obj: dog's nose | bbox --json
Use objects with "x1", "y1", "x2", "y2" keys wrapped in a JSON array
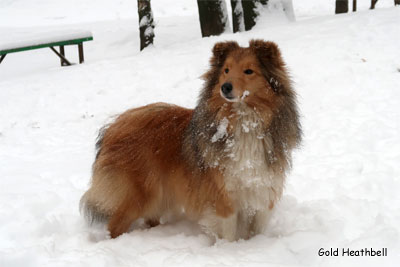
[{"x1": 221, "y1": 83, "x2": 233, "y2": 95}]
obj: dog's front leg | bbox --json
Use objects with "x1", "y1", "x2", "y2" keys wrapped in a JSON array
[
  {"x1": 218, "y1": 212, "x2": 238, "y2": 241},
  {"x1": 215, "y1": 190, "x2": 239, "y2": 241},
  {"x1": 198, "y1": 208, "x2": 238, "y2": 242},
  {"x1": 198, "y1": 192, "x2": 238, "y2": 241},
  {"x1": 215, "y1": 190, "x2": 234, "y2": 218},
  {"x1": 250, "y1": 208, "x2": 274, "y2": 237}
]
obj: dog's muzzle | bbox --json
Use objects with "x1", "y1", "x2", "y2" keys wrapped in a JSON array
[{"x1": 221, "y1": 82, "x2": 236, "y2": 101}]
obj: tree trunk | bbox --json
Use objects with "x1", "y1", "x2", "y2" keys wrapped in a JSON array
[
  {"x1": 282, "y1": 0, "x2": 296, "y2": 21},
  {"x1": 137, "y1": 0, "x2": 155, "y2": 51},
  {"x1": 242, "y1": 0, "x2": 268, "y2": 31},
  {"x1": 231, "y1": 0, "x2": 245, "y2": 33},
  {"x1": 370, "y1": 0, "x2": 378, "y2": 9},
  {"x1": 353, "y1": 0, "x2": 357, "y2": 11},
  {"x1": 242, "y1": 0, "x2": 257, "y2": 31},
  {"x1": 335, "y1": 0, "x2": 348, "y2": 14},
  {"x1": 197, "y1": 0, "x2": 229, "y2": 37},
  {"x1": 394, "y1": 0, "x2": 399, "y2": 5}
]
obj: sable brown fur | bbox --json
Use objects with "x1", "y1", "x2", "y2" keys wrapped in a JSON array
[{"x1": 80, "y1": 40, "x2": 302, "y2": 240}]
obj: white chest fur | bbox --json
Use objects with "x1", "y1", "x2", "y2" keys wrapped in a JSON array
[{"x1": 222, "y1": 105, "x2": 284, "y2": 213}]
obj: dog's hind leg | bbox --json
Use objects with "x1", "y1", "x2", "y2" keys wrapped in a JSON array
[
  {"x1": 107, "y1": 194, "x2": 141, "y2": 238},
  {"x1": 107, "y1": 178, "x2": 162, "y2": 238}
]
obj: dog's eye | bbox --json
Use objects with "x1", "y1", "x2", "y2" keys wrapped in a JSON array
[
  {"x1": 244, "y1": 69, "x2": 253, "y2": 75},
  {"x1": 224, "y1": 68, "x2": 229, "y2": 74}
]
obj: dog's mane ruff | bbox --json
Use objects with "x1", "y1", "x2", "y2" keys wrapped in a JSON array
[
  {"x1": 183, "y1": 41, "x2": 240, "y2": 171},
  {"x1": 250, "y1": 40, "x2": 302, "y2": 172}
]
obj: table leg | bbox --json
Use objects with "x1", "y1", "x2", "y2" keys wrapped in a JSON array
[
  {"x1": 78, "y1": 43, "x2": 84, "y2": 64},
  {"x1": 0, "y1": 54, "x2": 6, "y2": 64},
  {"x1": 60, "y1": 46, "x2": 66, "y2": 66},
  {"x1": 50, "y1": 47, "x2": 71, "y2": 66}
]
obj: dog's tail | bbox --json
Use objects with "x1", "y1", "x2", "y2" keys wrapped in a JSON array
[
  {"x1": 80, "y1": 124, "x2": 112, "y2": 225},
  {"x1": 79, "y1": 191, "x2": 110, "y2": 225}
]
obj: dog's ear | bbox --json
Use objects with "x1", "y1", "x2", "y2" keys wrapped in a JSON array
[
  {"x1": 211, "y1": 41, "x2": 239, "y2": 66},
  {"x1": 250, "y1": 40, "x2": 288, "y2": 93},
  {"x1": 249, "y1": 40, "x2": 284, "y2": 69}
]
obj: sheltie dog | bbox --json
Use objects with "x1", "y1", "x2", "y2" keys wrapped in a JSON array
[{"x1": 80, "y1": 40, "x2": 302, "y2": 241}]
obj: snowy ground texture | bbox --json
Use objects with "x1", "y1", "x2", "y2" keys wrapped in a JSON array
[{"x1": 1, "y1": 1, "x2": 400, "y2": 266}]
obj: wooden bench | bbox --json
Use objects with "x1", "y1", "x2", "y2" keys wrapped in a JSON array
[{"x1": 0, "y1": 31, "x2": 93, "y2": 66}]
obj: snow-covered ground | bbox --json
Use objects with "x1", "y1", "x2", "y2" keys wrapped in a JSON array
[{"x1": 1, "y1": 1, "x2": 400, "y2": 266}]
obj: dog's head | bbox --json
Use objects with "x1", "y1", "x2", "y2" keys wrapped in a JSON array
[
  {"x1": 198, "y1": 39, "x2": 301, "y2": 152},
  {"x1": 201, "y1": 40, "x2": 295, "y2": 115}
]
